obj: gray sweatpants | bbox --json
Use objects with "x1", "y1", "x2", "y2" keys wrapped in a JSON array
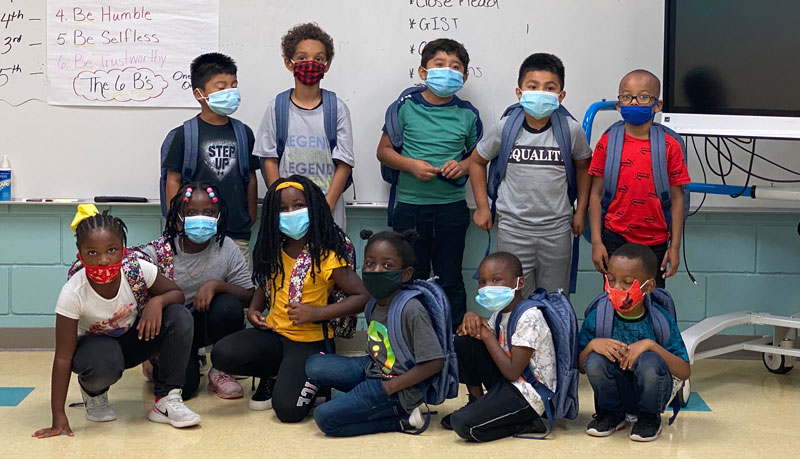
[{"x1": 496, "y1": 226, "x2": 573, "y2": 298}]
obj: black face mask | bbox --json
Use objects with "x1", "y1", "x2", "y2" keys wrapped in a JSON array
[{"x1": 361, "y1": 270, "x2": 405, "y2": 300}]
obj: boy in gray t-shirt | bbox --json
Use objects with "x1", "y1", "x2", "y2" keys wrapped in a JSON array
[{"x1": 469, "y1": 53, "x2": 592, "y2": 296}]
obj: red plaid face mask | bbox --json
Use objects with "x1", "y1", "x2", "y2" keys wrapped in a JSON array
[
  {"x1": 78, "y1": 248, "x2": 125, "y2": 284},
  {"x1": 292, "y1": 60, "x2": 326, "y2": 86}
]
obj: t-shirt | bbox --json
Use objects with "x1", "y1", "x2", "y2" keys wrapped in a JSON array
[
  {"x1": 488, "y1": 307, "x2": 557, "y2": 415},
  {"x1": 55, "y1": 259, "x2": 159, "y2": 337},
  {"x1": 383, "y1": 92, "x2": 482, "y2": 205},
  {"x1": 477, "y1": 116, "x2": 592, "y2": 235},
  {"x1": 141, "y1": 236, "x2": 253, "y2": 306},
  {"x1": 589, "y1": 132, "x2": 691, "y2": 245},
  {"x1": 252, "y1": 95, "x2": 354, "y2": 229},
  {"x1": 266, "y1": 250, "x2": 348, "y2": 342},
  {"x1": 162, "y1": 116, "x2": 259, "y2": 241},
  {"x1": 365, "y1": 298, "x2": 444, "y2": 413}
]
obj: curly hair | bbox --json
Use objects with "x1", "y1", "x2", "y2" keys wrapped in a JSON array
[
  {"x1": 281, "y1": 23, "x2": 335, "y2": 61},
  {"x1": 164, "y1": 181, "x2": 228, "y2": 249}
]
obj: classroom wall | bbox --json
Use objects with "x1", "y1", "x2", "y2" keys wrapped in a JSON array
[{"x1": 2, "y1": 204, "x2": 800, "y2": 338}]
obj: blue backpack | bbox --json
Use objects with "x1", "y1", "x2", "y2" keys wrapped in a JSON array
[
  {"x1": 364, "y1": 279, "x2": 459, "y2": 433},
  {"x1": 159, "y1": 116, "x2": 250, "y2": 217},
  {"x1": 484, "y1": 104, "x2": 581, "y2": 293},
  {"x1": 500, "y1": 288, "x2": 579, "y2": 438},
  {"x1": 381, "y1": 85, "x2": 481, "y2": 226},
  {"x1": 600, "y1": 121, "x2": 690, "y2": 229}
]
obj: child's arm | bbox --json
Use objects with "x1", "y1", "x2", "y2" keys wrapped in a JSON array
[
  {"x1": 194, "y1": 280, "x2": 254, "y2": 312},
  {"x1": 286, "y1": 266, "x2": 369, "y2": 325},
  {"x1": 662, "y1": 185, "x2": 685, "y2": 279},
  {"x1": 621, "y1": 339, "x2": 691, "y2": 381},
  {"x1": 247, "y1": 171, "x2": 258, "y2": 225},
  {"x1": 468, "y1": 149, "x2": 493, "y2": 231},
  {"x1": 441, "y1": 156, "x2": 470, "y2": 180},
  {"x1": 262, "y1": 158, "x2": 280, "y2": 187},
  {"x1": 137, "y1": 274, "x2": 184, "y2": 341},
  {"x1": 32, "y1": 315, "x2": 78, "y2": 439},
  {"x1": 165, "y1": 171, "x2": 182, "y2": 211},
  {"x1": 573, "y1": 158, "x2": 592, "y2": 237},
  {"x1": 382, "y1": 358, "x2": 445, "y2": 396},
  {"x1": 588, "y1": 175, "x2": 608, "y2": 274},
  {"x1": 479, "y1": 327, "x2": 534, "y2": 382},
  {"x1": 325, "y1": 160, "x2": 353, "y2": 212},
  {"x1": 376, "y1": 133, "x2": 440, "y2": 181},
  {"x1": 247, "y1": 286, "x2": 271, "y2": 330}
]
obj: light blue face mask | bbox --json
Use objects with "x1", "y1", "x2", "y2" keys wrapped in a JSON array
[
  {"x1": 424, "y1": 68, "x2": 464, "y2": 97},
  {"x1": 475, "y1": 278, "x2": 520, "y2": 313},
  {"x1": 202, "y1": 87, "x2": 241, "y2": 116},
  {"x1": 519, "y1": 90, "x2": 560, "y2": 119},
  {"x1": 183, "y1": 215, "x2": 218, "y2": 244},
  {"x1": 279, "y1": 208, "x2": 310, "y2": 240}
]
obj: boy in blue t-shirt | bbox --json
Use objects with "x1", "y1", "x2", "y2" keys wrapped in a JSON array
[
  {"x1": 376, "y1": 38, "x2": 482, "y2": 330},
  {"x1": 578, "y1": 243, "x2": 690, "y2": 442}
]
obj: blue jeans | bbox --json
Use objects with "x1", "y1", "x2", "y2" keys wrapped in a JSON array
[
  {"x1": 306, "y1": 354, "x2": 406, "y2": 437},
  {"x1": 584, "y1": 351, "x2": 673, "y2": 415}
]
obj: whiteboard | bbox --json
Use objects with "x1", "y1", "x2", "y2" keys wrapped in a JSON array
[{"x1": 2, "y1": 0, "x2": 798, "y2": 211}]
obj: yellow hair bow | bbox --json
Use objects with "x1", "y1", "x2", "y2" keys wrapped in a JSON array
[{"x1": 70, "y1": 204, "x2": 100, "y2": 231}]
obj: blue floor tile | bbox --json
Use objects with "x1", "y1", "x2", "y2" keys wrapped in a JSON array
[
  {"x1": 0, "y1": 387, "x2": 34, "y2": 407},
  {"x1": 682, "y1": 392, "x2": 711, "y2": 412}
]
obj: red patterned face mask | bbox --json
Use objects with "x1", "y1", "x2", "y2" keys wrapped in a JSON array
[
  {"x1": 604, "y1": 275, "x2": 650, "y2": 313},
  {"x1": 292, "y1": 60, "x2": 326, "y2": 86},
  {"x1": 78, "y1": 248, "x2": 125, "y2": 284}
]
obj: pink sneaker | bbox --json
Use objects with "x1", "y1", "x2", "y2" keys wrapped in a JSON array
[{"x1": 207, "y1": 369, "x2": 244, "y2": 399}]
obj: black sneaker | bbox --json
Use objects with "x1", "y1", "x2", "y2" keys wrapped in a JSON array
[
  {"x1": 441, "y1": 394, "x2": 477, "y2": 430},
  {"x1": 249, "y1": 377, "x2": 276, "y2": 411},
  {"x1": 629, "y1": 413, "x2": 662, "y2": 442},
  {"x1": 516, "y1": 415, "x2": 547, "y2": 435},
  {"x1": 586, "y1": 411, "x2": 626, "y2": 437}
]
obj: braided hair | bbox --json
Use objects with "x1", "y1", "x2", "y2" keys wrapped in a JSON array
[
  {"x1": 360, "y1": 229, "x2": 418, "y2": 269},
  {"x1": 75, "y1": 210, "x2": 128, "y2": 250},
  {"x1": 164, "y1": 182, "x2": 228, "y2": 249},
  {"x1": 252, "y1": 175, "x2": 349, "y2": 288}
]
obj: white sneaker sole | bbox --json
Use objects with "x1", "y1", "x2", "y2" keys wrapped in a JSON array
[
  {"x1": 248, "y1": 398, "x2": 272, "y2": 411},
  {"x1": 148, "y1": 409, "x2": 201, "y2": 428},
  {"x1": 85, "y1": 412, "x2": 116, "y2": 422},
  {"x1": 630, "y1": 426, "x2": 662, "y2": 442},
  {"x1": 586, "y1": 420, "x2": 626, "y2": 437}
]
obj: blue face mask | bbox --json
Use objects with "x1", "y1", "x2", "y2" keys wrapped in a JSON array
[
  {"x1": 183, "y1": 215, "x2": 218, "y2": 244},
  {"x1": 201, "y1": 88, "x2": 241, "y2": 116},
  {"x1": 519, "y1": 91, "x2": 560, "y2": 119},
  {"x1": 475, "y1": 278, "x2": 520, "y2": 313},
  {"x1": 424, "y1": 68, "x2": 464, "y2": 97},
  {"x1": 620, "y1": 100, "x2": 657, "y2": 126},
  {"x1": 279, "y1": 208, "x2": 310, "y2": 240}
]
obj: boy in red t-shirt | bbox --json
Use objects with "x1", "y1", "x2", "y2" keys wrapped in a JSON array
[{"x1": 588, "y1": 70, "x2": 690, "y2": 287}]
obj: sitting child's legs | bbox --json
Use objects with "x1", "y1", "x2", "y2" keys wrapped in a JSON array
[
  {"x1": 450, "y1": 380, "x2": 542, "y2": 442},
  {"x1": 632, "y1": 351, "x2": 672, "y2": 415},
  {"x1": 313, "y1": 377, "x2": 406, "y2": 437},
  {"x1": 71, "y1": 334, "x2": 126, "y2": 396},
  {"x1": 454, "y1": 335, "x2": 504, "y2": 394},
  {"x1": 270, "y1": 337, "x2": 327, "y2": 423},
  {"x1": 305, "y1": 354, "x2": 370, "y2": 392},
  {"x1": 583, "y1": 352, "x2": 632, "y2": 415}
]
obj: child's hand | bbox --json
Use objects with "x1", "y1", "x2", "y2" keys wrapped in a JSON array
[
  {"x1": 572, "y1": 212, "x2": 587, "y2": 237},
  {"x1": 287, "y1": 302, "x2": 317, "y2": 325},
  {"x1": 590, "y1": 338, "x2": 628, "y2": 363},
  {"x1": 32, "y1": 413, "x2": 73, "y2": 439},
  {"x1": 441, "y1": 160, "x2": 467, "y2": 179},
  {"x1": 194, "y1": 280, "x2": 219, "y2": 312},
  {"x1": 661, "y1": 246, "x2": 680, "y2": 279},
  {"x1": 462, "y1": 312, "x2": 491, "y2": 339},
  {"x1": 619, "y1": 339, "x2": 654, "y2": 370},
  {"x1": 247, "y1": 307, "x2": 271, "y2": 330},
  {"x1": 410, "y1": 159, "x2": 441, "y2": 182},
  {"x1": 137, "y1": 302, "x2": 163, "y2": 341},
  {"x1": 473, "y1": 207, "x2": 493, "y2": 231},
  {"x1": 591, "y1": 242, "x2": 609, "y2": 275}
]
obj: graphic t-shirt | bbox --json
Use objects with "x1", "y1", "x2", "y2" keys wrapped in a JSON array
[
  {"x1": 365, "y1": 298, "x2": 444, "y2": 413},
  {"x1": 589, "y1": 132, "x2": 690, "y2": 245},
  {"x1": 477, "y1": 116, "x2": 592, "y2": 235},
  {"x1": 252, "y1": 95, "x2": 354, "y2": 229},
  {"x1": 163, "y1": 116, "x2": 259, "y2": 241},
  {"x1": 55, "y1": 259, "x2": 159, "y2": 337}
]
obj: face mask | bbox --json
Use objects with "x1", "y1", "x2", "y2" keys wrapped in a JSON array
[
  {"x1": 198, "y1": 88, "x2": 241, "y2": 116},
  {"x1": 519, "y1": 91, "x2": 560, "y2": 119},
  {"x1": 78, "y1": 248, "x2": 126, "y2": 284},
  {"x1": 279, "y1": 208, "x2": 310, "y2": 240},
  {"x1": 475, "y1": 278, "x2": 520, "y2": 313},
  {"x1": 362, "y1": 270, "x2": 405, "y2": 300},
  {"x1": 183, "y1": 215, "x2": 218, "y2": 244},
  {"x1": 424, "y1": 67, "x2": 464, "y2": 97},
  {"x1": 605, "y1": 275, "x2": 651, "y2": 314},
  {"x1": 619, "y1": 100, "x2": 657, "y2": 126},
  {"x1": 292, "y1": 60, "x2": 326, "y2": 86}
]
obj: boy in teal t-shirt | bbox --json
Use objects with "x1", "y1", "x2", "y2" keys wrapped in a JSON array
[{"x1": 377, "y1": 38, "x2": 482, "y2": 329}]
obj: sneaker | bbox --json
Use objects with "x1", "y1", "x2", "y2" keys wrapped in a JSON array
[
  {"x1": 399, "y1": 407, "x2": 425, "y2": 431},
  {"x1": 625, "y1": 413, "x2": 638, "y2": 424},
  {"x1": 586, "y1": 411, "x2": 626, "y2": 437},
  {"x1": 249, "y1": 377, "x2": 276, "y2": 411},
  {"x1": 207, "y1": 369, "x2": 244, "y2": 399},
  {"x1": 516, "y1": 416, "x2": 547, "y2": 435},
  {"x1": 148, "y1": 389, "x2": 202, "y2": 428},
  {"x1": 629, "y1": 413, "x2": 662, "y2": 442},
  {"x1": 80, "y1": 388, "x2": 116, "y2": 422},
  {"x1": 441, "y1": 394, "x2": 478, "y2": 430}
]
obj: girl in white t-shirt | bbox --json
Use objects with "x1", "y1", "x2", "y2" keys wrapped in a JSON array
[{"x1": 33, "y1": 206, "x2": 200, "y2": 439}]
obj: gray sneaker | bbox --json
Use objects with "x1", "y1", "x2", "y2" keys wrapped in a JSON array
[{"x1": 80, "y1": 388, "x2": 116, "y2": 422}]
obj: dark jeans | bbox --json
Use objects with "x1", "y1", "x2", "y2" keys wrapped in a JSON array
[
  {"x1": 393, "y1": 200, "x2": 469, "y2": 329},
  {"x1": 449, "y1": 335, "x2": 542, "y2": 442},
  {"x1": 71, "y1": 304, "x2": 192, "y2": 398},
  {"x1": 306, "y1": 354, "x2": 406, "y2": 437},
  {"x1": 583, "y1": 351, "x2": 673, "y2": 415},
  {"x1": 602, "y1": 228, "x2": 668, "y2": 288},
  {"x1": 211, "y1": 328, "x2": 329, "y2": 423}
]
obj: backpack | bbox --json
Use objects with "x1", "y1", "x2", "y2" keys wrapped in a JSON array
[
  {"x1": 381, "y1": 85, "x2": 481, "y2": 226},
  {"x1": 159, "y1": 117, "x2": 251, "y2": 217},
  {"x1": 484, "y1": 104, "x2": 581, "y2": 293},
  {"x1": 499, "y1": 288, "x2": 579, "y2": 438},
  {"x1": 364, "y1": 279, "x2": 459, "y2": 433},
  {"x1": 274, "y1": 88, "x2": 353, "y2": 193},
  {"x1": 600, "y1": 121, "x2": 690, "y2": 230}
]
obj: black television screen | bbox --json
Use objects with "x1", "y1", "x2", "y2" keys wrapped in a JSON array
[{"x1": 664, "y1": 0, "x2": 800, "y2": 117}]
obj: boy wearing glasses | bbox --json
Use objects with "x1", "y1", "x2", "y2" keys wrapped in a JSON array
[{"x1": 588, "y1": 70, "x2": 690, "y2": 287}]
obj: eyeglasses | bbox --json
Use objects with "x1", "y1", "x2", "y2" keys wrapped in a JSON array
[{"x1": 618, "y1": 94, "x2": 659, "y2": 105}]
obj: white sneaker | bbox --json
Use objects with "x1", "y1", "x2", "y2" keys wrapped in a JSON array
[
  {"x1": 148, "y1": 389, "x2": 201, "y2": 428},
  {"x1": 80, "y1": 388, "x2": 116, "y2": 422},
  {"x1": 407, "y1": 407, "x2": 425, "y2": 429}
]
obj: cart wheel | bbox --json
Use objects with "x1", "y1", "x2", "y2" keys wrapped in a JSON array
[
  {"x1": 677, "y1": 379, "x2": 691, "y2": 407},
  {"x1": 763, "y1": 352, "x2": 793, "y2": 374}
]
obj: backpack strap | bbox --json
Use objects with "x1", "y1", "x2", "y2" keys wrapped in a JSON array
[
  {"x1": 229, "y1": 117, "x2": 251, "y2": 188},
  {"x1": 644, "y1": 294, "x2": 672, "y2": 347},
  {"x1": 600, "y1": 121, "x2": 626, "y2": 222},
  {"x1": 649, "y1": 123, "x2": 672, "y2": 228},
  {"x1": 386, "y1": 288, "x2": 422, "y2": 370},
  {"x1": 121, "y1": 254, "x2": 150, "y2": 312},
  {"x1": 274, "y1": 89, "x2": 293, "y2": 160},
  {"x1": 182, "y1": 117, "x2": 199, "y2": 182},
  {"x1": 593, "y1": 294, "x2": 616, "y2": 339},
  {"x1": 159, "y1": 127, "x2": 180, "y2": 217},
  {"x1": 321, "y1": 89, "x2": 338, "y2": 152}
]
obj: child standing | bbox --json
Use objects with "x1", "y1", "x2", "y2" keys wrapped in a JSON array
[
  {"x1": 470, "y1": 53, "x2": 592, "y2": 296},
  {"x1": 306, "y1": 230, "x2": 445, "y2": 436},
  {"x1": 253, "y1": 23, "x2": 354, "y2": 229},
  {"x1": 376, "y1": 38, "x2": 482, "y2": 329},
  {"x1": 33, "y1": 206, "x2": 199, "y2": 439},
  {"x1": 443, "y1": 252, "x2": 555, "y2": 442},
  {"x1": 211, "y1": 176, "x2": 368, "y2": 423}
]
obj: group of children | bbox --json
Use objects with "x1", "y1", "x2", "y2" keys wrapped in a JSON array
[{"x1": 33, "y1": 22, "x2": 692, "y2": 444}]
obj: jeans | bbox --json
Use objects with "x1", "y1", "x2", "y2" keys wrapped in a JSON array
[
  {"x1": 583, "y1": 351, "x2": 673, "y2": 415},
  {"x1": 393, "y1": 200, "x2": 469, "y2": 329},
  {"x1": 602, "y1": 228, "x2": 668, "y2": 288},
  {"x1": 306, "y1": 354, "x2": 406, "y2": 437}
]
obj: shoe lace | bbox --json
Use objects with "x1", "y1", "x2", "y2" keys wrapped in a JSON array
[
  {"x1": 215, "y1": 372, "x2": 235, "y2": 384},
  {"x1": 256, "y1": 377, "x2": 275, "y2": 396},
  {"x1": 164, "y1": 393, "x2": 192, "y2": 414},
  {"x1": 87, "y1": 392, "x2": 109, "y2": 410}
]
